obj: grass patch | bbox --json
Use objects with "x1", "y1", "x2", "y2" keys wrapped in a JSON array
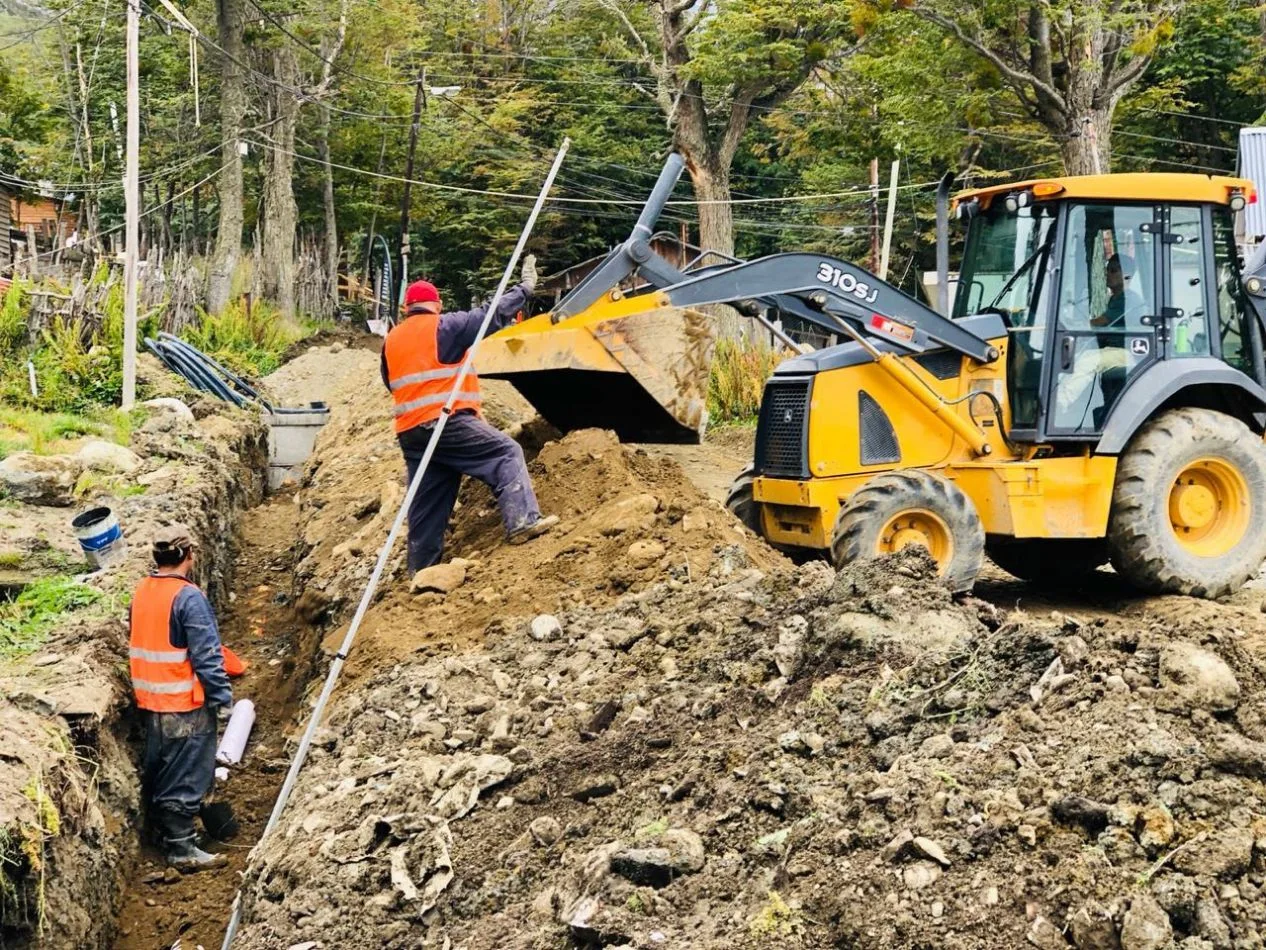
[
  {"x1": 0, "y1": 406, "x2": 139, "y2": 458},
  {"x1": 708, "y1": 338, "x2": 794, "y2": 427},
  {"x1": 0, "y1": 576, "x2": 103, "y2": 656}
]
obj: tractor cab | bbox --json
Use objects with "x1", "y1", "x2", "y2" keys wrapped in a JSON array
[{"x1": 953, "y1": 175, "x2": 1266, "y2": 445}]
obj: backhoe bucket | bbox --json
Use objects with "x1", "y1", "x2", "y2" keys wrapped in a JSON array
[{"x1": 477, "y1": 301, "x2": 715, "y2": 443}]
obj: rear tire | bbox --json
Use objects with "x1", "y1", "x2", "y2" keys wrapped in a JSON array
[
  {"x1": 831, "y1": 470, "x2": 985, "y2": 593},
  {"x1": 1107, "y1": 407, "x2": 1266, "y2": 598},
  {"x1": 725, "y1": 467, "x2": 764, "y2": 536},
  {"x1": 987, "y1": 538, "x2": 1109, "y2": 586}
]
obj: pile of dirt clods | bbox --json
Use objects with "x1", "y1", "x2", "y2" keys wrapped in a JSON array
[{"x1": 232, "y1": 541, "x2": 1266, "y2": 949}]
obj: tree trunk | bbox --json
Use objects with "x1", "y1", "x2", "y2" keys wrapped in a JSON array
[
  {"x1": 208, "y1": 0, "x2": 246, "y2": 313},
  {"x1": 1058, "y1": 107, "x2": 1113, "y2": 176},
  {"x1": 261, "y1": 45, "x2": 300, "y2": 319},
  {"x1": 318, "y1": 106, "x2": 339, "y2": 315},
  {"x1": 161, "y1": 180, "x2": 175, "y2": 258},
  {"x1": 684, "y1": 158, "x2": 734, "y2": 259},
  {"x1": 191, "y1": 182, "x2": 201, "y2": 257}
]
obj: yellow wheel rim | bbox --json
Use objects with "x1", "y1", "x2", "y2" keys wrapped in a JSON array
[
  {"x1": 1169, "y1": 457, "x2": 1250, "y2": 557},
  {"x1": 875, "y1": 508, "x2": 953, "y2": 573}
]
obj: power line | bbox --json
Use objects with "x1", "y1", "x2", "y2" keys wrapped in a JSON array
[
  {"x1": 22, "y1": 156, "x2": 230, "y2": 265},
  {"x1": 1115, "y1": 127, "x2": 1238, "y2": 154},
  {"x1": 0, "y1": 0, "x2": 92, "y2": 49}
]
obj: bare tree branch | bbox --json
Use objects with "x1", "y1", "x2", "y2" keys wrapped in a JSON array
[{"x1": 913, "y1": 7, "x2": 1067, "y2": 114}]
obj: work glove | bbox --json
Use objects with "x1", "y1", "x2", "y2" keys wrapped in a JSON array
[{"x1": 521, "y1": 254, "x2": 538, "y2": 294}]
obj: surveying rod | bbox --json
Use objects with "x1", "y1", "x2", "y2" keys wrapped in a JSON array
[{"x1": 220, "y1": 138, "x2": 570, "y2": 948}]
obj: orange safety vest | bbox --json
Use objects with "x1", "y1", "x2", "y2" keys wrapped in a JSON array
[
  {"x1": 383, "y1": 312, "x2": 482, "y2": 434},
  {"x1": 129, "y1": 575, "x2": 206, "y2": 713}
]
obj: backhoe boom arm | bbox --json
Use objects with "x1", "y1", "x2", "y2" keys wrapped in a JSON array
[{"x1": 661, "y1": 253, "x2": 998, "y2": 364}]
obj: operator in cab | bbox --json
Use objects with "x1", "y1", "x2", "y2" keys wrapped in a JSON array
[
  {"x1": 381, "y1": 255, "x2": 558, "y2": 572},
  {"x1": 1091, "y1": 253, "x2": 1148, "y2": 333},
  {"x1": 129, "y1": 525, "x2": 230, "y2": 872}
]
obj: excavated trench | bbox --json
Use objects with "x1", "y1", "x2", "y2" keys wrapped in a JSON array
[{"x1": 109, "y1": 492, "x2": 324, "y2": 949}]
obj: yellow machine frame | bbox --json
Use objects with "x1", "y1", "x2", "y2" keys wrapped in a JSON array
[{"x1": 750, "y1": 172, "x2": 1254, "y2": 557}]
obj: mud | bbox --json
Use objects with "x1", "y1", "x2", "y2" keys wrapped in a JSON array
[
  {"x1": 15, "y1": 334, "x2": 1266, "y2": 950},
  {"x1": 288, "y1": 367, "x2": 780, "y2": 690}
]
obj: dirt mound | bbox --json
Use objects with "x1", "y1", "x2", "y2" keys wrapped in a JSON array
[
  {"x1": 261, "y1": 341, "x2": 381, "y2": 407},
  {"x1": 288, "y1": 368, "x2": 781, "y2": 686},
  {"x1": 229, "y1": 538, "x2": 1266, "y2": 949}
]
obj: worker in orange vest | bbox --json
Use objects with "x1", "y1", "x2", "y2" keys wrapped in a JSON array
[
  {"x1": 382, "y1": 255, "x2": 557, "y2": 571},
  {"x1": 129, "y1": 525, "x2": 231, "y2": 872}
]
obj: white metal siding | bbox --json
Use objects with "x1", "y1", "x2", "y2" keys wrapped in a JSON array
[{"x1": 1237, "y1": 127, "x2": 1266, "y2": 240}]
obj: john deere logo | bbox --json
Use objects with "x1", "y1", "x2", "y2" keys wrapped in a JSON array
[{"x1": 783, "y1": 408, "x2": 794, "y2": 424}]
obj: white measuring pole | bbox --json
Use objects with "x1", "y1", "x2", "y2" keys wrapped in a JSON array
[
  {"x1": 220, "y1": 137, "x2": 571, "y2": 949},
  {"x1": 121, "y1": 0, "x2": 140, "y2": 410},
  {"x1": 878, "y1": 157, "x2": 900, "y2": 283}
]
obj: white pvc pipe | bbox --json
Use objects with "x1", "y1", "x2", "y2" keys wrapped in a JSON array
[
  {"x1": 220, "y1": 138, "x2": 572, "y2": 949},
  {"x1": 216, "y1": 700, "x2": 256, "y2": 766}
]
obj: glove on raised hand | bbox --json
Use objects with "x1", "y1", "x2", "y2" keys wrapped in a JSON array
[{"x1": 521, "y1": 254, "x2": 538, "y2": 293}]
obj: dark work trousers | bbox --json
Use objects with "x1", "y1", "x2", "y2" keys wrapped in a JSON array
[
  {"x1": 400, "y1": 410, "x2": 541, "y2": 571},
  {"x1": 142, "y1": 705, "x2": 217, "y2": 821}
]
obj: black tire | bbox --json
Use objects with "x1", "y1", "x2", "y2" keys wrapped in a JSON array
[
  {"x1": 725, "y1": 467, "x2": 764, "y2": 536},
  {"x1": 831, "y1": 470, "x2": 985, "y2": 592},
  {"x1": 1107, "y1": 407, "x2": 1266, "y2": 598},
  {"x1": 987, "y1": 538, "x2": 1110, "y2": 586}
]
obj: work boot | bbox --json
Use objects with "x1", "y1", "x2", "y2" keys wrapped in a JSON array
[
  {"x1": 507, "y1": 514, "x2": 559, "y2": 545},
  {"x1": 164, "y1": 833, "x2": 228, "y2": 872},
  {"x1": 160, "y1": 811, "x2": 227, "y2": 872}
]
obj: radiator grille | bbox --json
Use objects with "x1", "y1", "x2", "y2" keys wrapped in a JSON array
[
  {"x1": 915, "y1": 349, "x2": 962, "y2": 380},
  {"x1": 756, "y1": 379, "x2": 811, "y2": 478},
  {"x1": 858, "y1": 390, "x2": 900, "y2": 465}
]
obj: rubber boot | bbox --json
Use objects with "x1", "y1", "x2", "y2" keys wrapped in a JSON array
[
  {"x1": 164, "y1": 833, "x2": 228, "y2": 872},
  {"x1": 161, "y1": 812, "x2": 228, "y2": 872}
]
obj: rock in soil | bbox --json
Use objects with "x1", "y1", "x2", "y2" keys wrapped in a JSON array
[{"x1": 0, "y1": 451, "x2": 82, "y2": 506}]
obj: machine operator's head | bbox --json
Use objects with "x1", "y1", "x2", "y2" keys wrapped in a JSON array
[
  {"x1": 152, "y1": 523, "x2": 197, "y2": 571},
  {"x1": 404, "y1": 280, "x2": 442, "y2": 317},
  {"x1": 1106, "y1": 253, "x2": 1135, "y2": 296}
]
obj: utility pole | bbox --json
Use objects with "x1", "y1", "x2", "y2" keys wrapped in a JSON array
[
  {"x1": 398, "y1": 65, "x2": 426, "y2": 309},
  {"x1": 869, "y1": 157, "x2": 880, "y2": 274},
  {"x1": 121, "y1": 0, "x2": 140, "y2": 409},
  {"x1": 878, "y1": 158, "x2": 900, "y2": 282}
]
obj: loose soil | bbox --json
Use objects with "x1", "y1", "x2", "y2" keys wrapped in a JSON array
[{"x1": 17, "y1": 337, "x2": 1266, "y2": 949}]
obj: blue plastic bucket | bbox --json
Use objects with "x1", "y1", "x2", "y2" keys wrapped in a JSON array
[{"x1": 71, "y1": 506, "x2": 127, "y2": 570}]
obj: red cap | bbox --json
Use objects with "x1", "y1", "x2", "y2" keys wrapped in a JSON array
[{"x1": 404, "y1": 280, "x2": 441, "y2": 313}]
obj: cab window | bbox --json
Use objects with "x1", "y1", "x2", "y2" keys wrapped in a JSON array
[{"x1": 1212, "y1": 208, "x2": 1251, "y2": 373}]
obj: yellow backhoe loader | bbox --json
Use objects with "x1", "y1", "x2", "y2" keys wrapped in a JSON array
[{"x1": 721, "y1": 173, "x2": 1266, "y2": 598}]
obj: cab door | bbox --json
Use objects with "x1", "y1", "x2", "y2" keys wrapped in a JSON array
[{"x1": 1044, "y1": 203, "x2": 1162, "y2": 436}]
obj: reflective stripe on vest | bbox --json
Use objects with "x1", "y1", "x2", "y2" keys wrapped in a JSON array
[
  {"x1": 129, "y1": 575, "x2": 206, "y2": 712},
  {"x1": 383, "y1": 312, "x2": 482, "y2": 433}
]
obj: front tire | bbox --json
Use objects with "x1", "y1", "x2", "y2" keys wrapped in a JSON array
[
  {"x1": 1108, "y1": 408, "x2": 1266, "y2": 598},
  {"x1": 725, "y1": 467, "x2": 763, "y2": 536},
  {"x1": 831, "y1": 470, "x2": 985, "y2": 592}
]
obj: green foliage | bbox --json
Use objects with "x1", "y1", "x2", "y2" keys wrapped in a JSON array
[
  {"x1": 0, "y1": 576, "x2": 104, "y2": 657},
  {"x1": 708, "y1": 339, "x2": 792, "y2": 426},
  {"x1": 0, "y1": 277, "x2": 30, "y2": 350},
  {"x1": 184, "y1": 298, "x2": 304, "y2": 376},
  {"x1": 0, "y1": 406, "x2": 135, "y2": 456}
]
